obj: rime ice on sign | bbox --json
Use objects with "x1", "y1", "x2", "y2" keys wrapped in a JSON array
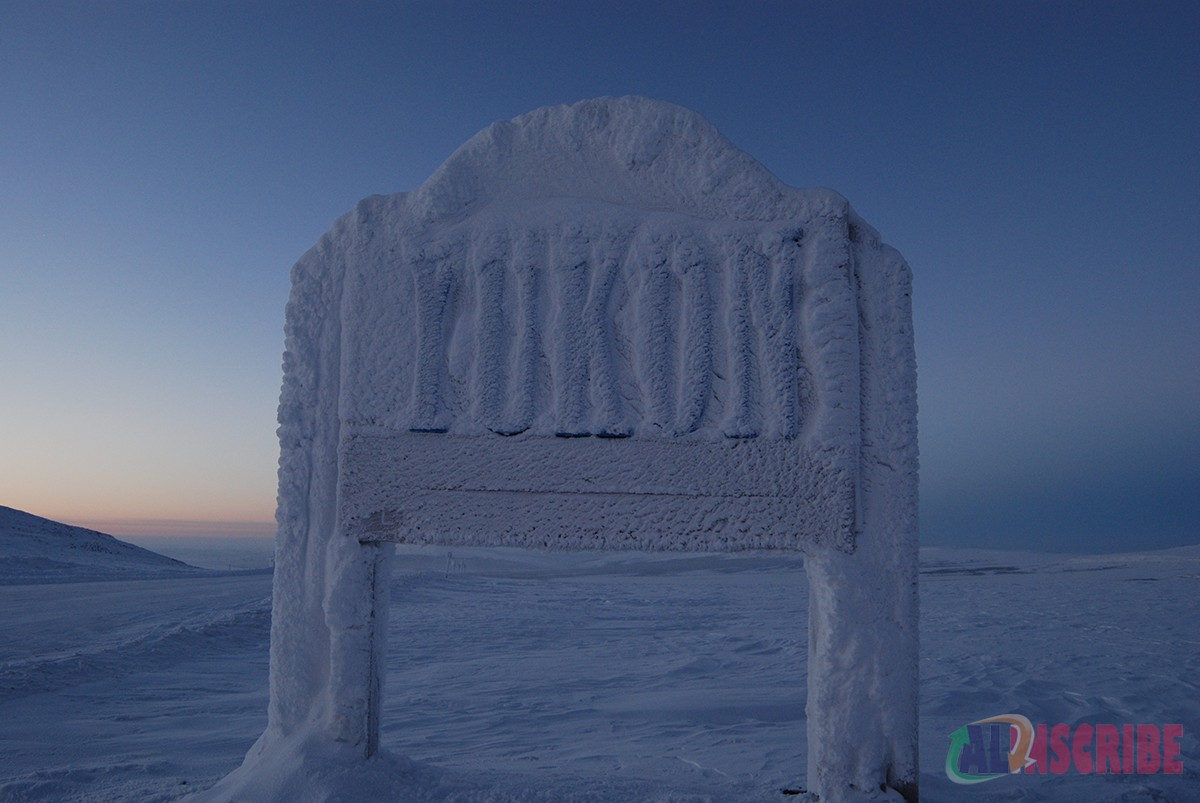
[
  {"x1": 336, "y1": 203, "x2": 863, "y2": 552},
  {"x1": 335, "y1": 125, "x2": 867, "y2": 555},
  {"x1": 205, "y1": 97, "x2": 919, "y2": 803}
]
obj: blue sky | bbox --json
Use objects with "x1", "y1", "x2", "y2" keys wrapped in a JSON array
[{"x1": 1, "y1": 1, "x2": 1196, "y2": 552}]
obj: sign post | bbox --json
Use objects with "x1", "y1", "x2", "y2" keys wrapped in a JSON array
[{"x1": 226, "y1": 97, "x2": 918, "y2": 803}]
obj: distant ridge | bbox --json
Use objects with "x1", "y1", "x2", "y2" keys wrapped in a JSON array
[{"x1": 0, "y1": 505, "x2": 204, "y2": 584}]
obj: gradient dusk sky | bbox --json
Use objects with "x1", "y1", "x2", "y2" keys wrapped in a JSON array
[{"x1": 2, "y1": 1, "x2": 1196, "y2": 552}]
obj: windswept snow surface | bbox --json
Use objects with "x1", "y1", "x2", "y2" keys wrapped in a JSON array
[
  {"x1": 379, "y1": 549, "x2": 809, "y2": 801},
  {"x1": 0, "y1": 572, "x2": 273, "y2": 803},
  {"x1": 1, "y1": 545, "x2": 1196, "y2": 802}
]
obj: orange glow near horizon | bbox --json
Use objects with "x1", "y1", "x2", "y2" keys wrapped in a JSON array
[
  {"x1": 3, "y1": 489, "x2": 277, "y2": 531},
  {"x1": 3, "y1": 487, "x2": 277, "y2": 535},
  {"x1": 1, "y1": 439, "x2": 278, "y2": 529}
]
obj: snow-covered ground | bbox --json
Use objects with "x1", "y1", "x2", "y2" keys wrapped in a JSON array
[
  {"x1": 0, "y1": 573, "x2": 273, "y2": 802},
  {"x1": 1, "y1": 544, "x2": 1196, "y2": 802}
]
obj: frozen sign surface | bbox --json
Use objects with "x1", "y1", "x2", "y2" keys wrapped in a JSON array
[
  {"x1": 342, "y1": 435, "x2": 856, "y2": 551},
  {"x1": 216, "y1": 97, "x2": 919, "y2": 803},
  {"x1": 337, "y1": 198, "x2": 864, "y2": 552}
]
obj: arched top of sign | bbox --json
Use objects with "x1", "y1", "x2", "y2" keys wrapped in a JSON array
[{"x1": 308, "y1": 97, "x2": 874, "y2": 553}]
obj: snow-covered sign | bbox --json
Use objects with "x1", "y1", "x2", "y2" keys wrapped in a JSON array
[{"x1": 218, "y1": 98, "x2": 919, "y2": 803}]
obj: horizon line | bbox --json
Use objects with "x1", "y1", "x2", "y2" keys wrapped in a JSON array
[{"x1": 63, "y1": 517, "x2": 277, "y2": 539}]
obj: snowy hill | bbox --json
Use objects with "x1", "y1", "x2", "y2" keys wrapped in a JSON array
[{"x1": 0, "y1": 505, "x2": 203, "y2": 584}]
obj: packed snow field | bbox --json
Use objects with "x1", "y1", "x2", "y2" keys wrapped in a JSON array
[{"x1": 1, "y1": 543, "x2": 1197, "y2": 802}]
